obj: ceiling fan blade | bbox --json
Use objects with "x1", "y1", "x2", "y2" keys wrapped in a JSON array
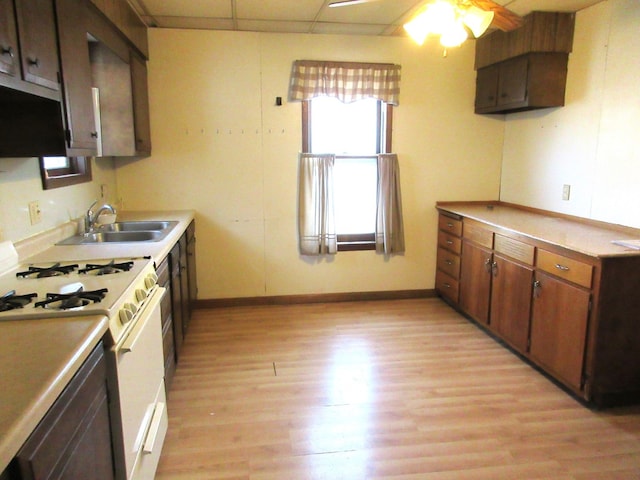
[
  {"x1": 467, "y1": 0, "x2": 523, "y2": 31},
  {"x1": 328, "y1": 0, "x2": 380, "y2": 7}
]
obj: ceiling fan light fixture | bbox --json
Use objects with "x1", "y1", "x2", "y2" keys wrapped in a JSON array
[
  {"x1": 423, "y1": 1, "x2": 456, "y2": 35},
  {"x1": 403, "y1": 7, "x2": 431, "y2": 45},
  {"x1": 462, "y1": 6, "x2": 494, "y2": 38},
  {"x1": 439, "y1": 19, "x2": 468, "y2": 47}
]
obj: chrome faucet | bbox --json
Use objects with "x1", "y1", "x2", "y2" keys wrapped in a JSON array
[{"x1": 85, "y1": 200, "x2": 116, "y2": 233}]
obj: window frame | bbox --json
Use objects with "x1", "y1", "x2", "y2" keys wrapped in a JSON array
[
  {"x1": 302, "y1": 99, "x2": 393, "y2": 251},
  {"x1": 39, "y1": 156, "x2": 92, "y2": 190}
]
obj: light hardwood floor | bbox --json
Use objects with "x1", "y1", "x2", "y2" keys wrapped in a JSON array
[{"x1": 156, "y1": 298, "x2": 640, "y2": 479}]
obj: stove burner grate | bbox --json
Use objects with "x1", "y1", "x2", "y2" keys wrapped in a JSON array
[
  {"x1": 0, "y1": 291, "x2": 38, "y2": 312},
  {"x1": 79, "y1": 260, "x2": 134, "y2": 276},
  {"x1": 35, "y1": 288, "x2": 108, "y2": 310},
  {"x1": 16, "y1": 263, "x2": 79, "y2": 278}
]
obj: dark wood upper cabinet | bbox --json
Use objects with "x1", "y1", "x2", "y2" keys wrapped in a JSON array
[
  {"x1": 130, "y1": 50, "x2": 151, "y2": 155},
  {"x1": 0, "y1": 0, "x2": 19, "y2": 77},
  {"x1": 474, "y1": 11, "x2": 574, "y2": 115},
  {"x1": 475, "y1": 53, "x2": 569, "y2": 114},
  {"x1": 55, "y1": 0, "x2": 99, "y2": 154},
  {"x1": 14, "y1": 0, "x2": 60, "y2": 91}
]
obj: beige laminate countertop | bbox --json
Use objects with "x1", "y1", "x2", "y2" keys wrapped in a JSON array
[
  {"x1": 437, "y1": 202, "x2": 640, "y2": 258},
  {"x1": 20, "y1": 210, "x2": 195, "y2": 265},
  {"x1": 0, "y1": 316, "x2": 108, "y2": 471}
]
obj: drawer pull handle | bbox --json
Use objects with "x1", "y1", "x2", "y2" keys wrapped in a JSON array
[
  {"x1": 445, "y1": 260, "x2": 453, "y2": 265},
  {"x1": 446, "y1": 240, "x2": 453, "y2": 245},
  {"x1": 442, "y1": 283, "x2": 451, "y2": 288},
  {"x1": 447, "y1": 222, "x2": 454, "y2": 228},
  {"x1": 555, "y1": 264, "x2": 570, "y2": 272}
]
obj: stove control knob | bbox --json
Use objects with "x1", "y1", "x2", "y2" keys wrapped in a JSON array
[
  {"x1": 136, "y1": 289, "x2": 148, "y2": 302},
  {"x1": 119, "y1": 304, "x2": 136, "y2": 324},
  {"x1": 144, "y1": 272, "x2": 158, "y2": 289}
]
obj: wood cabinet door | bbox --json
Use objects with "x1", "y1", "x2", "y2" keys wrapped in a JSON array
[
  {"x1": 14, "y1": 0, "x2": 60, "y2": 90},
  {"x1": 55, "y1": 0, "x2": 98, "y2": 153},
  {"x1": 497, "y1": 56, "x2": 528, "y2": 107},
  {"x1": 0, "y1": 0, "x2": 18, "y2": 76},
  {"x1": 490, "y1": 254, "x2": 533, "y2": 353},
  {"x1": 530, "y1": 271, "x2": 591, "y2": 390},
  {"x1": 460, "y1": 241, "x2": 492, "y2": 325},
  {"x1": 16, "y1": 345, "x2": 114, "y2": 480},
  {"x1": 475, "y1": 64, "x2": 499, "y2": 111},
  {"x1": 130, "y1": 51, "x2": 151, "y2": 155}
]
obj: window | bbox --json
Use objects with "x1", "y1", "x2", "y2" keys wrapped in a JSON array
[
  {"x1": 39, "y1": 156, "x2": 92, "y2": 190},
  {"x1": 303, "y1": 97, "x2": 393, "y2": 251}
]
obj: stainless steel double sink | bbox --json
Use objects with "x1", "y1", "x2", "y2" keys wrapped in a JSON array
[{"x1": 58, "y1": 221, "x2": 179, "y2": 245}]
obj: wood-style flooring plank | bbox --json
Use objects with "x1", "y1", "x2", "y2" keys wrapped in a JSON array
[{"x1": 156, "y1": 298, "x2": 640, "y2": 479}]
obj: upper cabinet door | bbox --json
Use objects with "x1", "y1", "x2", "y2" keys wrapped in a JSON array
[
  {"x1": 0, "y1": 0, "x2": 19, "y2": 76},
  {"x1": 130, "y1": 51, "x2": 151, "y2": 155},
  {"x1": 55, "y1": 0, "x2": 98, "y2": 153},
  {"x1": 14, "y1": 0, "x2": 60, "y2": 90}
]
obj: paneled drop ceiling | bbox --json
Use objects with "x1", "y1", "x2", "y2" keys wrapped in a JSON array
[{"x1": 128, "y1": 0, "x2": 603, "y2": 36}]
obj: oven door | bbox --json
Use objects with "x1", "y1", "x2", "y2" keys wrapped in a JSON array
[{"x1": 110, "y1": 286, "x2": 168, "y2": 480}]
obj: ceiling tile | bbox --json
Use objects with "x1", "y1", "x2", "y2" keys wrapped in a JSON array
[
  {"x1": 148, "y1": 16, "x2": 235, "y2": 30},
  {"x1": 237, "y1": 19, "x2": 314, "y2": 33},
  {"x1": 236, "y1": 0, "x2": 325, "y2": 21},
  {"x1": 137, "y1": 0, "x2": 232, "y2": 19}
]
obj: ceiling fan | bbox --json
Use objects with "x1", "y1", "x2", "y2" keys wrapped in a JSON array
[{"x1": 328, "y1": 0, "x2": 523, "y2": 35}]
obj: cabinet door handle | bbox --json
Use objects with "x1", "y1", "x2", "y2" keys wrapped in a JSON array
[
  {"x1": 555, "y1": 264, "x2": 570, "y2": 272},
  {"x1": 27, "y1": 57, "x2": 40, "y2": 68},
  {"x1": 1, "y1": 46, "x2": 14, "y2": 58},
  {"x1": 491, "y1": 261, "x2": 498, "y2": 277},
  {"x1": 533, "y1": 280, "x2": 542, "y2": 298},
  {"x1": 484, "y1": 257, "x2": 492, "y2": 273},
  {"x1": 91, "y1": 131, "x2": 99, "y2": 138}
]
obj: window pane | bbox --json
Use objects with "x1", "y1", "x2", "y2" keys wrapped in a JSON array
[
  {"x1": 43, "y1": 156, "x2": 70, "y2": 170},
  {"x1": 334, "y1": 157, "x2": 377, "y2": 234},
  {"x1": 310, "y1": 97, "x2": 378, "y2": 155}
]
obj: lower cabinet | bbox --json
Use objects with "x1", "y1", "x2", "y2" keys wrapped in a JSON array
[
  {"x1": 530, "y1": 271, "x2": 591, "y2": 390},
  {"x1": 435, "y1": 204, "x2": 640, "y2": 406},
  {"x1": 459, "y1": 240, "x2": 493, "y2": 325},
  {"x1": 490, "y1": 253, "x2": 533, "y2": 354},
  {"x1": 12, "y1": 342, "x2": 115, "y2": 480}
]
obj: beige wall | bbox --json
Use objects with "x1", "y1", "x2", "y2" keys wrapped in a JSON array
[
  {"x1": 500, "y1": 0, "x2": 640, "y2": 228},
  {"x1": 116, "y1": 30, "x2": 504, "y2": 299},
  {"x1": 0, "y1": 157, "x2": 117, "y2": 243}
]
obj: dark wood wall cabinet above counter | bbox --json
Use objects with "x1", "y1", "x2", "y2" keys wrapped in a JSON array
[
  {"x1": 474, "y1": 12, "x2": 575, "y2": 115},
  {"x1": 0, "y1": 0, "x2": 151, "y2": 158},
  {"x1": 435, "y1": 201, "x2": 640, "y2": 407}
]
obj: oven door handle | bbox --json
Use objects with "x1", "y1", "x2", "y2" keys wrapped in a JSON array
[
  {"x1": 119, "y1": 287, "x2": 165, "y2": 353},
  {"x1": 143, "y1": 401, "x2": 166, "y2": 454}
]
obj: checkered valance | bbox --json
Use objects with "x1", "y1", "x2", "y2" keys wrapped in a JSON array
[{"x1": 289, "y1": 60, "x2": 401, "y2": 106}]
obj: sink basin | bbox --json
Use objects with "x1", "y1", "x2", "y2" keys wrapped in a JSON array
[
  {"x1": 99, "y1": 221, "x2": 176, "y2": 232},
  {"x1": 57, "y1": 220, "x2": 178, "y2": 245}
]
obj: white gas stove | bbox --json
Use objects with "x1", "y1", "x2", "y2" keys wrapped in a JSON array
[{"x1": 0, "y1": 253, "x2": 158, "y2": 345}]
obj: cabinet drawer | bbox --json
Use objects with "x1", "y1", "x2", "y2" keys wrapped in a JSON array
[
  {"x1": 438, "y1": 230, "x2": 462, "y2": 254},
  {"x1": 437, "y1": 247, "x2": 460, "y2": 279},
  {"x1": 536, "y1": 249, "x2": 593, "y2": 288},
  {"x1": 436, "y1": 269, "x2": 459, "y2": 303},
  {"x1": 494, "y1": 234, "x2": 534, "y2": 265},
  {"x1": 463, "y1": 219, "x2": 493, "y2": 248},
  {"x1": 438, "y1": 214, "x2": 462, "y2": 237}
]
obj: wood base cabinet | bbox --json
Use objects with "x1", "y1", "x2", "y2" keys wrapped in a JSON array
[{"x1": 435, "y1": 202, "x2": 640, "y2": 407}]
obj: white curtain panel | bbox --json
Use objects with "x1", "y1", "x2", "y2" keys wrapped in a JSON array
[
  {"x1": 376, "y1": 153, "x2": 405, "y2": 254},
  {"x1": 298, "y1": 153, "x2": 337, "y2": 255}
]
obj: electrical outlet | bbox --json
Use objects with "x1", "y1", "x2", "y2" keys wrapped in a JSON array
[
  {"x1": 562, "y1": 184, "x2": 571, "y2": 201},
  {"x1": 28, "y1": 201, "x2": 41, "y2": 225}
]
